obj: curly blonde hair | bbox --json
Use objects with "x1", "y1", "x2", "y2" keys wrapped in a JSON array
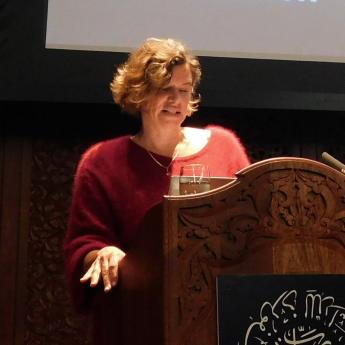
[{"x1": 110, "y1": 38, "x2": 201, "y2": 116}]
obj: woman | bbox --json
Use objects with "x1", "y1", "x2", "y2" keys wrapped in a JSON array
[{"x1": 64, "y1": 37, "x2": 250, "y2": 343}]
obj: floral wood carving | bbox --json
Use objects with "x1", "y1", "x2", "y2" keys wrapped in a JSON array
[
  {"x1": 26, "y1": 139, "x2": 91, "y2": 345},
  {"x1": 171, "y1": 161, "x2": 345, "y2": 344}
]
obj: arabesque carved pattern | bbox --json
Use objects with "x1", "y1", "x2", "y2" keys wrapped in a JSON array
[
  {"x1": 175, "y1": 167, "x2": 345, "y2": 343},
  {"x1": 26, "y1": 139, "x2": 92, "y2": 345}
]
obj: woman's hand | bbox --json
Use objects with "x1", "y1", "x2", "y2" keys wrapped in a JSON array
[{"x1": 80, "y1": 246, "x2": 126, "y2": 292}]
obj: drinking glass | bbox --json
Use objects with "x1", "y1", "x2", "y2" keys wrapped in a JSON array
[{"x1": 179, "y1": 164, "x2": 211, "y2": 195}]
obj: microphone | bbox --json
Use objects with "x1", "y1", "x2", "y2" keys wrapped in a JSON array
[{"x1": 321, "y1": 152, "x2": 345, "y2": 174}]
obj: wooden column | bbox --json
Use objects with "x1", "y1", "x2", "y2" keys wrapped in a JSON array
[{"x1": 0, "y1": 136, "x2": 32, "y2": 345}]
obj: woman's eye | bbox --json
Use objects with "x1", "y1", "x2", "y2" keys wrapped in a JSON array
[
  {"x1": 159, "y1": 87, "x2": 191, "y2": 95},
  {"x1": 180, "y1": 89, "x2": 192, "y2": 95}
]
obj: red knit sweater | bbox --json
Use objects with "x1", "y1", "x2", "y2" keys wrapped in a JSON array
[{"x1": 64, "y1": 124, "x2": 250, "y2": 315}]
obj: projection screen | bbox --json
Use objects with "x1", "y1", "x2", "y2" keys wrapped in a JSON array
[{"x1": 46, "y1": 0, "x2": 345, "y2": 63}]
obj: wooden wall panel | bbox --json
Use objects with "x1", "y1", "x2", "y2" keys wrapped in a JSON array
[
  {"x1": 25, "y1": 139, "x2": 92, "y2": 345},
  {"x1": 0, "y1": 136, "x2": 31, "y2": 345}
]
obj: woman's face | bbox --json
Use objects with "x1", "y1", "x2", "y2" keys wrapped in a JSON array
[{"x1": 140, "y1": 64, "x2": 193, "y2": 128}]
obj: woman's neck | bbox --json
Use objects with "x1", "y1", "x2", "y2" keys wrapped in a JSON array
[
  {"x1": 133, "y1": 126, "x2": 184, "y2": 157},
  {"x1": 132, "y1": 126, "x2": 211, "y2": 158}
]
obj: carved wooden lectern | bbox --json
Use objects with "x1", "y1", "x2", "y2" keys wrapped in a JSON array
[{"x1": 116, "y1": 157, "x2": 345, "y2": 345}]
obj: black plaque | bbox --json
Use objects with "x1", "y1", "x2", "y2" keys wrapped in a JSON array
[{"x1": 217, "y1": 275, "x2": 345, "y2": 345}]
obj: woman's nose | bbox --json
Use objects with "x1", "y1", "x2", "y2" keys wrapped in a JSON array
[{"x1": 168, "y1": 88, "x2": 180, "y2": 102}]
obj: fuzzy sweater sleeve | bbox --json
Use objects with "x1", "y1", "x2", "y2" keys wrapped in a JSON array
[{"x1": 63, "y1": 146, "x2": 121, "y2": 312}]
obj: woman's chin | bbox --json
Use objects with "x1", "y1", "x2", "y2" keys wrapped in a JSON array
[{"x1": 161, "y1": 114, "x2": 186, "y2": 125}]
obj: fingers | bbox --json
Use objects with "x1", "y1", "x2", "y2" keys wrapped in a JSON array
[
  {"x1": 80, "y1": 246, "x2": 126, "y2": 292},
  {"x1": 102, "y1": 249, "x2": 125, "y2": 291},
  {"x1": 90, "y1": 258, "x2": 102, "y2": 287},
  {"x1": 100, "y1": 256, "x2": 113, "y2": 292},
  {"x1": 108, "y1": 254, "x2": 119, "y2": 288},
  {"x1": 80, "y1": 258, "x2": 101, "y2": 287}
]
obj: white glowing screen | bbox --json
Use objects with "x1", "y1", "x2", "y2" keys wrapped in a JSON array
[{"x1": 46, "y1": 0, "x2": 345, "y2": 63}]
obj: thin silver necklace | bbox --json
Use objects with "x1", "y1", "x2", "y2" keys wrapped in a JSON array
[{"x1": 145, "y1": 149, "x2": 179, "y2": 175}]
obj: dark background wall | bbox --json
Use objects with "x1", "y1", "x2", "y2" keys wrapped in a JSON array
[
  {"x1": 1, "y1": 0, "x2": 345, "y2": 344},
  {"x1": 2, "y1": 0, "x2": 345, "y2": 109}
]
